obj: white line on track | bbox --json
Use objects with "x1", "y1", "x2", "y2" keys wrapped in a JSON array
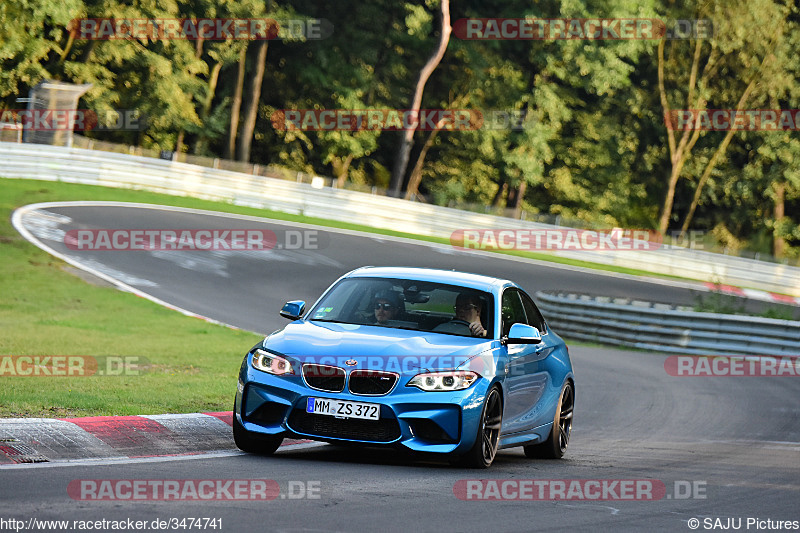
[{"x1": 0, "y1": 441, "x2": 326, "y2": 470}]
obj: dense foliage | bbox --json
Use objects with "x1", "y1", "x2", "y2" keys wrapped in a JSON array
[{"x1": 1, "y1": 0, "x2": 798, "y2": 258}]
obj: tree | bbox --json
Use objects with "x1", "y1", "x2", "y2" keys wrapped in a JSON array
[
  {"x1": 0, "y1": 0, "x2": 81, "y2": 104},
  {"x1": 656, "y1": 0, "x2": 795, "y2": 235},
  {"x1": 388, "y1": 0, "x2": 451, "y2": 196},
  {"x1": 236, "y1": 39, "x2": 268, "y2": 162}
]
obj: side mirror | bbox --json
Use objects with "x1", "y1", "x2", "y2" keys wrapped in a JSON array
[
  {"x1": 506, "y1": 323, "x2": 542, "y2": 344},
  {"x1": 280, "y1": 300, "x2": 305, "y2": 320}
]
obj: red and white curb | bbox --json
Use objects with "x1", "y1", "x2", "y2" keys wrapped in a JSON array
[
  {"x1": 704, "y1": 283, "x2": 800, "y2": 306},
  {"x1": 0, "y1": 412, "x2": 315, "y2": 467}
]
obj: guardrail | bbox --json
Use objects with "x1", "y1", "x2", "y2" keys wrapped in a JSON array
[
  {"x1": 536, "y1": 291, "x2": 800, "y2": 355},
  {"x1": 2, "y1": 141, "x2": 799, "y2": 297}
]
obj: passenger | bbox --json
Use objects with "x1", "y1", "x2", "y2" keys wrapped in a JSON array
[{"x1": 373, "y1": 290, "x2": 400, "y2": 325}]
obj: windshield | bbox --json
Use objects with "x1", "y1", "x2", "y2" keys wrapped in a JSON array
[{"x1": 308, "y1": 277, "x2": 494, "y2": 338}]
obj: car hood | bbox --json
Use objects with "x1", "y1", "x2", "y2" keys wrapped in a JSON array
[{"x1": 263, "y1": 320, "x2": 494, "y2": 372}]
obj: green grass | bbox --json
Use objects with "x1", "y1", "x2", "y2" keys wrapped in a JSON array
[
  {"x1": 691, "y1": 289, "x2": 799, "y2": 320},
  {"x1": 0, "y1": 177, "x2": 777, "y2": 417},
  {"x1": 0, "y1": 180, "x2": 267, "y2": 417}
]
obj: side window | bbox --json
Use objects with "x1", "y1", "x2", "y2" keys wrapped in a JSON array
[
  {"x1": 501, "y1": 289, "x2": 527, "y2": 337},
  {"x1": 520, "y1": 291, "x2": 547, "y2": 333}
]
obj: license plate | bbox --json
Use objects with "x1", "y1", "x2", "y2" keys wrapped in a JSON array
[{"x1": 306, "y1": 397, "x2": 380, "y2": 421}]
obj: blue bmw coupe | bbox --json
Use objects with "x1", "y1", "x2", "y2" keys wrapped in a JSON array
[{"x1": 233, "y1": 266, "x2": 574, "y2": 468}]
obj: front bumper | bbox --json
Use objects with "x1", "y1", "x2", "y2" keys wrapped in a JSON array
[{"x1": 235, "y1": 362, "x2": 491, "y2": 455}]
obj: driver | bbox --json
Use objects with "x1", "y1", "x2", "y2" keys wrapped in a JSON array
[{"x1": 454, "y1": 292, "x2": 487, "y2": 337}]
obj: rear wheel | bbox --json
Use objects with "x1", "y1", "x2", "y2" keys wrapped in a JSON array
[
  {"x1": 458, "y1": 386, "x2": 503, "y2": 468},
  {"x1": 524, "y1": 381, "x2": 573, "y2": 459},
  {"x1": 232, "y1": 406, "x2": 283, "y2": 455}
]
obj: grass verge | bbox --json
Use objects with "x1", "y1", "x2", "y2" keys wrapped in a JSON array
[{"x1": 0, "y1": 180, "x2": 268, "y2": 417}]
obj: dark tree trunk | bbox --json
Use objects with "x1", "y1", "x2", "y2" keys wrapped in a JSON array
[
  {"x1": 193, "y1": 61, "x2": 222, "y2": 154},
  {"x1": 237, "y1": 40, "x2": 269, "y2": 162},
  {"x1": 225, "y1": 45, "x2": 247, "y2": 160},
  {"x1": 388, "y1": 0, "x2": 451, "y2": 196},
  {"x1": 773, "y1": 181, "x2": 786, "y2": 258},
  {"x1": 404, "y1": 127, "x2": 442, "y2": 199},
  {"x1": 175, "y1": 130, "x2": 184, "y2": 155},
  {"x1": 492, "y1": 181, "x2": 507, "y2": 207},
  {"x1": 78, "y1": 40, "x2": 96, "y2": 63},
  {"x1": 506, "y1": 181, "x2": 527, "y2": 218},
  {"x1": 333, "y1": 154, "x2": 354, "y2": 188}
]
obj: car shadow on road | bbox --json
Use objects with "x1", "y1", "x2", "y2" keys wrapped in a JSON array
[{"x1": 249, "y1": 442, "x2": 550, "y2": 471}]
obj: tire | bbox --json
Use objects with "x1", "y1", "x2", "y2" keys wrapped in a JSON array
[
  {"x1": 524, "y1": 381, "x2": 573, "y2": 459},
  {"x1": 232, "y1": 407, "x2": 283, "y2": 455},
  {"x1": 458, "y1": 386, "x2": 503, "y2": 468}
]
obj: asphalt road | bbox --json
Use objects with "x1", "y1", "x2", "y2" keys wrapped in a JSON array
[
  {"x1": 14, "y1": 203, "x2": 785, "y2": 334},
  {"x1": 1, "y1": 346, "x2": 797, "y2": 532},
  {"x1": 4, "y1": 202, "x2": 799, "y2": 532}
]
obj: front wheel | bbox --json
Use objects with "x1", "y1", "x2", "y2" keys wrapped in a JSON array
[
  {"x1": 524, "y1": 381, "x2": 573, "y2": 459},
  {"x1": 232, "y1": 407, "x2": 283, "y2": 455},
  {"x1": 457, "y1": 386, "x2": 503, "y2": 468}
]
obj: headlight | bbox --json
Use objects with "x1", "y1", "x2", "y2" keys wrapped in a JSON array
[
  {"x1": 407, "y1": 371, "x2": 479, "y2": 391},
  {"x1": 251, "y1": 349, "x2": 295, "y2": 375}
]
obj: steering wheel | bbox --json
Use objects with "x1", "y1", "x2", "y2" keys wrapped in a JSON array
[{"x1": 436, "y1": 318, "x2": 473, "y2": 336}]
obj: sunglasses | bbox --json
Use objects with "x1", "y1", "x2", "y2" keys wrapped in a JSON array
[
  {"x1": 454, "y1": 304, "x2": 478, "y2": 311},
  {"x1": 374, "y1": 303, "x2": 395, "y2": 310}
]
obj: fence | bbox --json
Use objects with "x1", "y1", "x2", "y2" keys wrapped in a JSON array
[{"x1": 536, "y1": 291, "x2": 800, "y2": 355}]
